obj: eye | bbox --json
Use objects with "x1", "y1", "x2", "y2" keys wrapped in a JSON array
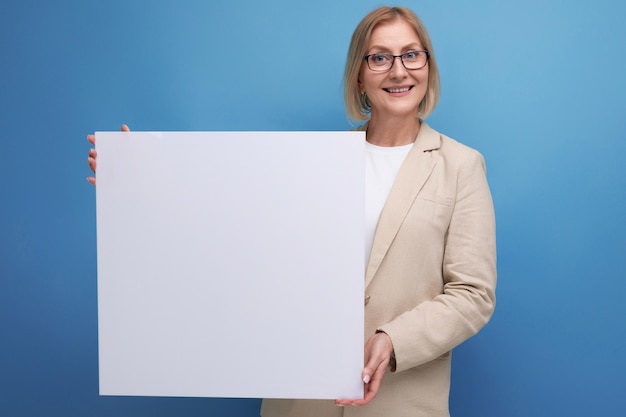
[
  {"x1": 371, "y1": 53, "x2": 390, "y2": 64},
  {"x1": 403, "y1": 51, "x2": 419, "y2": 61}
]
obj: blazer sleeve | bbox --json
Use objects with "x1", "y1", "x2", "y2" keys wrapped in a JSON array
[{"x1": 377, "y1": 149, "x2": 497, "y2": 373}]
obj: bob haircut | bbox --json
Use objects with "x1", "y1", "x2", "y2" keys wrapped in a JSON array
[{"x1": 344, "y1": 6, "x2": 441, "y2": 122}]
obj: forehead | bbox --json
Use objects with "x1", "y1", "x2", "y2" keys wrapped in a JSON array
[{"x1": 368, "y1": 19, "x2": 423, "y2": 50}]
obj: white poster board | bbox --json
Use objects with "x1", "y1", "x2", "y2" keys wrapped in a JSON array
[{"x1": 96, "y1": 131, "x2": 365, "y2": 399}]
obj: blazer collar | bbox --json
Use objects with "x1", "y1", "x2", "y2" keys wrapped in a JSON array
[{"x1": 365, "y1": 122, "x2": 441, "y2": 288}]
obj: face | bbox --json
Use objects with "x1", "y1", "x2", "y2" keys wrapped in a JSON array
[{"x1": 359, "y1": 19, "x2": 429, "y2": 120}]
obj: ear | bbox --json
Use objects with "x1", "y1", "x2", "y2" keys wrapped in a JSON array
[{"x1": 358, "y1": 79, "x2": 363, "y2": 93}]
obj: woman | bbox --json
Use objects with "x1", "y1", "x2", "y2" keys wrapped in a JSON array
[
  {"x1": 88, "y1": 6, "x2": 496, "y2": 417},
  {"x1": 260, "y1": 6, "x2": 496, "y2": 417}
]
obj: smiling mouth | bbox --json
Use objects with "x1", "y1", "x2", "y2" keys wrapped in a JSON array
[{"x1": 384, "y1": 86, "x2": 413, "y2": 93}]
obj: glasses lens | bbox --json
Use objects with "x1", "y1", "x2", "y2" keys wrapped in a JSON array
[
  {"x1": 402, "y1": 51, "x2": 426, "y2": 69},
  {"x1": 368, "y1": 54, "x2": 392, "y2": 71}
]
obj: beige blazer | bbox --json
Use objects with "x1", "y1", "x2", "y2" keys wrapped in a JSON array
[{"x1": 261, "y1": 122, "x2": 497, "y2": 417}]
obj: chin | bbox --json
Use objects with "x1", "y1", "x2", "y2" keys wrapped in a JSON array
[{"x1": 381, "y1": 106, "x2": 421, "y2": 119}]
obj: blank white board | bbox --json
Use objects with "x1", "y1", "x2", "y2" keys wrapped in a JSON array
[{"x1": 96, "y1": 131, "x2": 365, "y2": 399}]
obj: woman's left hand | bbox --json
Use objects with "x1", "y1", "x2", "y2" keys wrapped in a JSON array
[{"x1": 335, "y1": 331, "x2": 394, "y2": 407}]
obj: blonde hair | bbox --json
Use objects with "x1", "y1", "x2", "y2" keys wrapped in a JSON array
[{"x1": 344, "y1": 6, "x2": 440, "y2": 121}]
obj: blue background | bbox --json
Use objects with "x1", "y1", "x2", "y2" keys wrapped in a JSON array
[{"x1": 1, "y1": 0, "x2": 625, "y2": 416}]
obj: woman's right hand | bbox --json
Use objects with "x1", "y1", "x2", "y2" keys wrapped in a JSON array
[{"x1": 87, "y1": 124, "x2": 130, "y2": 186}]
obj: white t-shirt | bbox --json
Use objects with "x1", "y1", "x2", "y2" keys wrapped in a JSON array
[{"x1": 365, "y1": 141, "x2": 413, "y2": 268}]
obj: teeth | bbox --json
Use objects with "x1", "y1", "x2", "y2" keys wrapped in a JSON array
[{"x1": 387, "y1": 87, "x2": 410, "y2": 93}]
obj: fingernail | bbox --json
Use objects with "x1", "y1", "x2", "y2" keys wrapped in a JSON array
[{"x1": 363, "y1": 375, "x2": 370, "y2": 384}]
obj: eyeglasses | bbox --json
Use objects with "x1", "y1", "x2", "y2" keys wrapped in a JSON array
[{"x1": 363, "y1": 50, "x2": 430, "y2": 72}]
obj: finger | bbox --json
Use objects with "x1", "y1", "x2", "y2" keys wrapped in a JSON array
[
  {"x1": 87, "y1": 176, "x2": 96, "y2": 186},
  {"x1": 88, "y1": 150, "x2": 97, "y2": 173},
  {"x1": 361, "y1": 366, "x2": 374, "y2": 385},
  {"x1": 121, "y1": 124, "x2": 130, "y2": 132},
  {"x1": 87, "y1": 134, "x2": 95, "y2": 146},
  {"x1": 353, "y1": 367, "x2": 385, "y2": 406},
  {"x1": 335, "y1": 360, "x2": 386, "y2": 407},
  {"x1": 354, "y1": 379, "x2": 381, "y2": 405},
  {"x1": 335, "y1": 333, "x2": 393, "y2": 407},
  {"x1": 361, "y1": 354, "x2": 385, "y2": 386}
]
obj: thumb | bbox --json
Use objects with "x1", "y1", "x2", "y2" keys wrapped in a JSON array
[
  {"x1": 362, "y1": 372, "x2": 371, "y2": 384},
  {"x1": 361, "y1": 360, "x2": 377, "y2": 384},
  {"x1": 121, "y1": 124, "x2": 130, "y2": 132}
]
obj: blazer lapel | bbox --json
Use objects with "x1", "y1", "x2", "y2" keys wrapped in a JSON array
[{"x1": 365, "y1": 122, "x2": 441, "y2": 288}]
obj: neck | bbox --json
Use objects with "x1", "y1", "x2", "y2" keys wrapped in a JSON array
[{"x1": 365, "y1": 114, "x2": 421, "y2": 147}]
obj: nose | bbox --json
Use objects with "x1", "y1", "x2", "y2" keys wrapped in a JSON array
[{"x1": 389, "y1": 56, "x2": 408, "y2": 78}]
